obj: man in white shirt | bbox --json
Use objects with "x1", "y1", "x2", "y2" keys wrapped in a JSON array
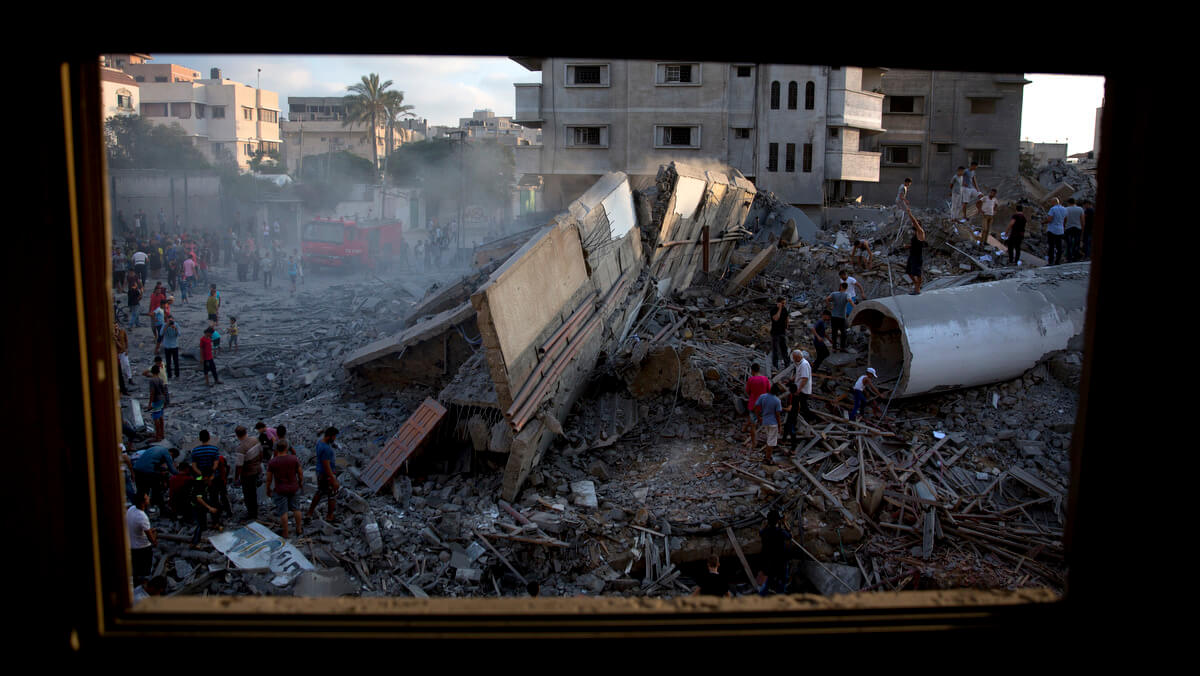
[
  {"x1": 850, "y1": 367, "x2": 882, "y2": 422},
  {"x1": 839, "y1": 270, "x2": 864, "y2": 311},
  {"x1": 977, "y1": 189, "x2": 999, "y2": 248},
  {"x1": 127, "y1": 492, "x2": 157, "y2": 583},
  {"x1": 791, "y1": 349, "x2": 813, "y2": 423},
  {"x1": 893, "y1": 178, "x2": 912, "y2": 226},
  {"x1": 132, "y1": 249, "x2": 148, "y2": 286}
]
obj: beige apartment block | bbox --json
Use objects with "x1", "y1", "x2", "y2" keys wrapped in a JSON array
[
  {"x1": 136, "y1": 68, "x2": 281, "y2": 171},
  {"x1": 510, "y1": 58, "x2": 885, "y2": 211},
  {"x1": 280, "y1": 97, "x2": 416, "y2": 176},
  {"x1": 100, "y1": 67, "x2": 139, "y2": 120}
]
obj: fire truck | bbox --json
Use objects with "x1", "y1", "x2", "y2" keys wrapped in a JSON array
[{"x1": 301, "y1": 217, "x2": 404, "y2": 270}]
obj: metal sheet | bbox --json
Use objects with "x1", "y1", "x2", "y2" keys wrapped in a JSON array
[{"x1": 360, "y1": 397, "x2": 447, "y2": 493}]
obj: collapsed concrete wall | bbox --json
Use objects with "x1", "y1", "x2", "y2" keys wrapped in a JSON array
[
  {"x1": 849, "y1": 262, "x2": 1089, "y2": 397},
  {"x1": 344, "y1": 302, "x2": 479, "y2": 389}
]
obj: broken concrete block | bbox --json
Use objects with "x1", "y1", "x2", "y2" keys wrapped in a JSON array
[
  {"x1": 455, "y1": 567, "x2": 482, "y2": 583},
  {"x1": 467, "y1": 415, "x2": 490, "y2": 451},
  {"x1": 802, "y1": 560, "x2": 862, "y2": 596},
  {"x1": 588, "y1": 460, "x2": 611, "y2": 481},
  {"x1": 175, "y1": 559, "x2": 194, "y2": 579},
  {"x1": 576, "y1": 573, "x2": 606, "y2": 594},
  {"x1": 293, "y1": 568, "x2": 357, "y2": 597},
  {"x1": 363, "y1": 517, "x2": 383, "y2": 555},
  {"x1": 391, "y1": 475, "x2": 412, "y2": 509},
  {"x1": 488, "y1": 422, "x2": 513, "y2": 453},
  {"x1": 529, "y1": 511, "x2": 562, "y2": 535},
  {"x1": 571, "y1": 480, "x2": 598, "y2": 509},
  {"x1": 448, "y1": 543, "x2": 471, "y2": 569},
  {"x1": 1017, "y1": 440, "x2": 1044, "y2": 457}
]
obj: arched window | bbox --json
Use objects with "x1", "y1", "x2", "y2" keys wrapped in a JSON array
[
  {"x1": 770, "y1": 81, "x2": 780, "y2": 110},
  {"x1": 787, "y1": 81, "x2": 798, "y2": 110},
  {"x1": 805, "y1": 81, "x2": 815, "y2": 110}
]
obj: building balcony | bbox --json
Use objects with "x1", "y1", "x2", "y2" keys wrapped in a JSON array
[
  {"x1": 514, "y1": 83, "x2": 543, "y2": 128},
  {"x1": 515, "y1": 143, "x2": 542, "y2": 176},
  {"x1": 827, "y1": 88, "x2": 885, "y2": 132},
  {"x1": 826, "y1": 149, "x2": 881, "y2": 182}
]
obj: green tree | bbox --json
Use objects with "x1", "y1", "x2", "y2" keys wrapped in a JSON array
[
  {"x1": 380, "y1": 90, "x2": 416, "y2": 186},
  {"x1": 249, "y1": 148, "x2": 286, "y2": 174},
  {"x1": 343, "y1": 74, "x2": 400, "y2": 178},
  {"x1": 105, "y1": 115, "x2": 210, "y2": 170}
]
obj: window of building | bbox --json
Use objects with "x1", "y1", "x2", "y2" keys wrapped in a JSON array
[
  {"x1": 658, "y1": 126, "x2": 698, "y2": 147},
  {"x1": 967, "y1": 149, "x2": 994, "y2": 167},
  {"x1": 245, "y1": 143, "x2": 255, "y2": 156},
  {"x1": 116, "y1": 94, "x2": 132, "y2": 110},
  {"x1": 767, "y1": 142, "x2": 778, "y2": 172},
  {"x1": 888, "y1": 96, "x2": 918, "y2": 113},
  {"x1": 211, "y1": 106, "x2": 225, "y2": 119},
  {"x1": 140, "y1": 102, "x2": 167, "y2": 117},
  {"x1": 785, "y1": 143, "x2": 796, "y2": 172},
  {"x1": 262, "y1": 142, "x2": 279, "y2": 154},
  {"x1": 787, "y1": 82, "x2": 798, "y2": 110},
  {"x1": 805, "y1": 81, "x2": 815, "y2": 110},
  {"x1": 666, "y1": 64, "x2": 691, "y2": 83},
  {"x1": 212, "y1": 142, "x2": 223, "y2": 155},
  {"x1": 570, "y1": 126, "x2": 603, "y2": 146},
  {"x1": 170, "y1": 103, "x2": 191, "y2": 119},
  {"x1": 830, "y1": 127, "x2": 839, "y2": 138},
  {"x1": 154, "y1": 76, "x2": 167, "y2": 83},
  {"x1": 736, "y1": 66, "x2": 752, "y2": 77},
  {"x1": 969, "y1": 97, "x2": 997, "y2": 114},
  {"x1": 259, "y1": 109, "x2": 278, "y2": 123},
  {"x1": 567, "y1": 64, "x2": 609, "y2": 86},
  {"x1": 242, "y1": 106, "x2": 254, "y2": 120},
  {"x1": 292, "y1": 104, "x2": 308, "y2": 114},
  {"x1": 734, "y1": 128, "x2": 751, "y2": 139},
  {"x1": 803, "y1": 143, "x2": 813, "y2": 172},
  {"x1": 195, "y1": 103, "x2": 206, "y2": 119},
  {"x1": 134, "y1": 76, "x2": 145, "y2": 83},
  {"x1": 883, "y1": 145, "x2": 921, "y2": 166},
  {"x1": 936, "y1": 143, "x2": 951, "y2": 153},
  {"x1": 770, "y1": 81, "x2": 780, "y2": 110}
]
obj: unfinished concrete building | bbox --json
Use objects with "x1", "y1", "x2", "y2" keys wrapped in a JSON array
[{"x1": 857, "y1": 70, "x2": 1030, "y2": 208}]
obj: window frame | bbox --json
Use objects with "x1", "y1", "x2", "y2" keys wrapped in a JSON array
[
  {"x1": 787, "y1": 81, "x2": 798, "y2": 110},
  {"x1": 242, "y1": 106, "x2": 254, "y2": 121},
  {"x1": 565, "y1": 125, "x2": 608, "y2": 148},
  {"x1": 736, "y1": 65, "x2": 752, "y2": 77},
  {"x1": 886, "y1": 95, "x2": 923, "y2": 114},
  {"x1": 804, "y1": 81, "x2": 815, "y2": 110},
  {"x1": 882, "y1": 144, "x2": 922, "y2": 167},
  {"x1": 767, "y1": 142, "x2": 779, "y2": 172},
  {"x1": 969, "y1": 97, "x2": 998, "y2": 114},
  {"x1": 785, "y1": 143, "x2": 796, "y2": 172},
  {"x1": 654, "y1": 125, "x2": 701, "y2": 149},
  {"x1": 211, "y1": 106, "x2": 226, "y2": 119},
  {"x1": 802, "y1": 142, "x2": 813, "y2": 172},
  {"x1": 564, "y1": 63, "x2": 610, "y2": 88},
  {"x1": 733, "y1": 128, "x2": 751, "y2": 140},
  {"x1": 657, "y1": 63, "x2": 701, "y2": 87},
  {"x1": 770, "y1": 81, "x2": 780, "y2": 110},
  {"x1": 967, "y1": 148, "x2": 995, "y2": 167}
]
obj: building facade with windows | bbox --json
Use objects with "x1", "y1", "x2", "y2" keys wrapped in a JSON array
[
  {"x1": 458, "y1": 109, "x2": 541, "y2": 146},
  {"x1": 99, "y1": 66, "x2": 139, "y2": 120},
  {"x1": 510, "y1": 58, "x2": 885, "y2": 213},
  {"x1": 857, "y1": 70, "x2": 1029, "y2": 208},
  {"x1": 279, "y1": 97, "x2": 419, "y2": 176},
  {"x1": 133, "y1": 67, "x2": 282, "y2": 171},
  {"x1": 1020, "y1": 141, "x2": 1068, "y2": 167}
]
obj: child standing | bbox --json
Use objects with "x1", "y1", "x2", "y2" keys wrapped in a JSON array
[
  {"x1": 210, "y1": 323, "x2": 222, "y2": 353},
  {"x1": 228, "y1": 316, "x2": 239, "y2": 353}
]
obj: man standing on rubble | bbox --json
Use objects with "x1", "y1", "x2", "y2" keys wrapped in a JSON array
[
  {"x1": 743, "y1": 364, "x2": 771, "y2": 450},
  {"x1": 114, "y1": 320, "x2": 131, "y2": 395},
  {"x1": 824, "y1": 282, "x2": 854, "y2": 351},
  {"x1": 791, "y1": 349, "x2": 813, "y2": 424},
  {"x1": 1003, "y1": 205, "x2": 1028, "y2": 266},
  {"x1": 905, "y1": 213, "x2": 927, "y2": 295},
  {"x1": 132, "y1": 247, "x2": 148, "y2": 286},
  {"x1": 1064, "y1": 198, "x2": 1085, "y2": 262},
  {"x1": 948, "y1": 167, "x2": 966, "y2": 222},
  {"x1": 977, "y1": 189, "x2": 999, "y2": 249},
  {"x1": 132, "y1": 444, "x2": 179, "y2": 517},
  {"x1": 200, "y1": 327, "x2": 220, "y2": 386},
  {"x1": 754, "y1": 383, "x2": 784, "y2": 464},
  {"x1": 1044, "y1": 198, "x2": 1067, "y2": 265},
  {"x1": 691, "y1": 556, "x2": 731, "y2": 597},
  {"x1": 757, "y1": 510, "x2": 790, "y2": 595},
  {"x1": 232, "y1": 426, "x2": 262, "y2": 522},
  {"x1": 850, "y1": 367, "x2": 882, "y2": 422},
  {"x1": 769, "y1": 297, "x2": 789, "y2": 371},
  {"x1": 811, "y1": 310, "x2": 831, "y2": 372},
  {"x1": 267, "y1": 441, "x2": 304, "y2": 538},
  {"x1": 306, "y1": 426, "x2": 340, "y2": 523},
  {"x1": 839, "y1": 270, "x2": 864, "y2": 310},
  {"x1": 126, "y1": 492, "x2": 156, "y2": 583}
]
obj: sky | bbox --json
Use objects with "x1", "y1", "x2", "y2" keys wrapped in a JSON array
[{"x1": 156, "y1": 55, "x2": 1105, "y2": 155}]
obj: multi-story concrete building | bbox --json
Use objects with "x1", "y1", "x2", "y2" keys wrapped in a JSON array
[
  {"x1": 857, "y1": 70, "x2": 1030, "y2": 208},
  {"x1": 1020, "y1": 141, "x2": 1068, "y2": 167},
  {"x1": 459, "y1": 109, "x2": 541, "y2": 146},
  {"x1": 509, "y1": 58, "x2": 885, "y2": 217},
  {"x1": 130, "y1": 64, "x2": 281, "y2": 171},
  {"x1": 99, "y1": 65, "x2": 139, "y2": 120},
  {"x1": 279, "y1": 97, "x2": 419, "y2": 176},
  {"x1": 1093, "y1": 99, "x2": 1103, "y2": 161}
]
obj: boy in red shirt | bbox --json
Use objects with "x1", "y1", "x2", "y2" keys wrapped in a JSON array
[
  {"x1": 743, "y1": 363, "x2": 771, "y2": 450},
  {"x1": 200, "y1": 327, "x2": 221, "y2": 386}
]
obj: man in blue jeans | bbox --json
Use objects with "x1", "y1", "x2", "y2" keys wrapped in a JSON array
[
  {"x1": 1043, "y1": 198, "x2": 1068, "y2": 265},
  {"x1": 850, "y1": 367, "x2": 882, "y2": 421}
]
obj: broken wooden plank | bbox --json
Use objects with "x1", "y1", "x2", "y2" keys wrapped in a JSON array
[
  {"x1": 359, "y1": 398, "x2": 446, "y2": 493},
  {"x1": 725, "y1": 526, "x2": 758, "y2": 587},
  {"x1": 472, "y1": 529, "x2": 527, "y2": 585},
  {"x1": 792, "y1": 459, "x2": 860, "y2": 526},
  {"x1": 720, "y1": 461, "x2": 780, "y2": 493}
]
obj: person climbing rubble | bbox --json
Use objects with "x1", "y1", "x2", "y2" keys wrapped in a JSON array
[
  {"x1": 850, "y1": 367, "x2": 882, "y2": 422},
  {"x1": 905, "y1": 211, "x2": 927, "y2": 295},
  {"x1": 977, "y1": 188, "x2": 998, "y2": 248},
  {"x1": 267, "y1": 441, "x2": 303, "y2": 539},
  {"x1": 742, "y1": 364, "x2": 771, "y2": 450},
  {"x1": 306, "y1": 426, "x2": 340, "y2": 523},
  {"x1": 824, "y1": 282, "x2": 854, "y2": 351},
  {"x1": 754, "y1": 383, "x2": 784, "y2": 464},
  {"x1": 757, "y1": 509, "x2": 791, "y2": 595},
  {"x1": 1003, "y1": 205, "x2": 1028, "y2": 266},
  {"x1": 769, "y1": 296, "x2": 789, "y2": 371}
]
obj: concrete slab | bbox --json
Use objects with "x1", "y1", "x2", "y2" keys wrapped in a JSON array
[{"x1": 724, "y1": 246, "x2": 776, "y2": 294}]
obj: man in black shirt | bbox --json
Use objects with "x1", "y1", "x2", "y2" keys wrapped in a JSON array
[
  {"x1": 1004, "y1": 205, "x2": 1028, "y2": 267},
  {"x1": 811, "y1": 310, "x2": 831, "y2": 372},
  {"x1": 769, "y1": 297, "x2": 789, "y2": 370},
  {"x1": 758, "y1": 510, "x2": 791, "y2": 595},
  {"x1": 692, "y1": 555, "x2": 731, "y2": 597}
]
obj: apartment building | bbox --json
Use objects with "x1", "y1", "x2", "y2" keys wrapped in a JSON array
[
  {"x1": 510, "y1": 58, "x2": 885, "y2": 214},
  {"x1": 857, "y1": 70, "x2": 1030, "y2": 208},
  {"x1": 131, "y1": 65, "x2": 282, "y2": 171},
  {"x1": 1020, "y1": 141, "x2": 1068, "y2": 167},
  {"x1": 99, "y1": 66, "x2": 139, "y2": 119},
  {"x1": 459, "y1": 109, "x2": 541, "y2": 146},
  {"x1": 280, "y1": 97, "x2": 418, "y2": 176}
]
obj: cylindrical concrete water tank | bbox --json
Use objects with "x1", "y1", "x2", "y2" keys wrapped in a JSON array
[{"x1": 848, "y1": 262, "x2": 1090, "y2": 397}]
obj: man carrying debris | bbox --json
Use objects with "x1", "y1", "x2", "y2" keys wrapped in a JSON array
[
  {"x1": 754, "y1": 383, "x2": 784, "y2": 464},
  {"x1": 743, "y1": 364, "x2": 771, "y2": 450},
  {"x1": 1064, "y1": 198, "x2": 1085, "y2": 262},
  {"x1": 824, "y1": 282, "x2": 854, "y2": 351},
  {"x1": 267, "y1": 440, "x2": 304, "y2": 539},
  {"x1": 691, "y1": 555, "x2": 730, "y2": 597},
  {"x1": 905, "y1": 212, "x2": 926, "y2": 295},
  {"x1": 306, "y1": 426, "x2": 340, "y2": 523},
  {"x1": 232, "y1": 426, "x2": 262, "y2": 522},
  {"x1": 769, "y1": 297, "x2": 789, "y2": 371},
  {"x1": 811, "y1": 310, "x2": 831, "y2": 372},
  {"x1": 977, "y1": 188, "x2": 999, "y2": 249},
  {"x1": 1044, "y1": 198, "x2": 1067, "y2": 265},
  {"x1": 1003, "y1": 205, "x2": 1028, "y2": 266},
  {"x1": 850, "y1": 367, "x2": 882, "y2": 422}
]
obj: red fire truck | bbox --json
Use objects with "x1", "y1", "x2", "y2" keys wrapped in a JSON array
[{"x1": 301, "y1": 217, "x2": 404, "y2": 270}]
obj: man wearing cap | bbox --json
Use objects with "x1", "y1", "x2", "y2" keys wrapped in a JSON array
[
  {"x1": 850, "y1": 368, "x2": 883, "y2": 422},
  {"x1": 791, "y1": 349, "x2": 813, "y2": 423}
]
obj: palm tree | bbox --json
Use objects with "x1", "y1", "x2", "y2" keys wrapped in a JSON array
[
  {"x1": 343, "y1": 74, "x2": 396, "y2": 177},
  {"x1": 380, "y1": 90, "x2": 416, "y2": 185}
]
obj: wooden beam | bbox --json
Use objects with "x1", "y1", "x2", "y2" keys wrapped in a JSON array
[{"x1": 726, "y1": 526, "x2": 758, "y2": 587}]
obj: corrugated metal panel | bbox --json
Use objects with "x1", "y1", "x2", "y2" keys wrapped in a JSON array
[{"x1": 360, "y1": 398, "x2": 447, "y2": 493}]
